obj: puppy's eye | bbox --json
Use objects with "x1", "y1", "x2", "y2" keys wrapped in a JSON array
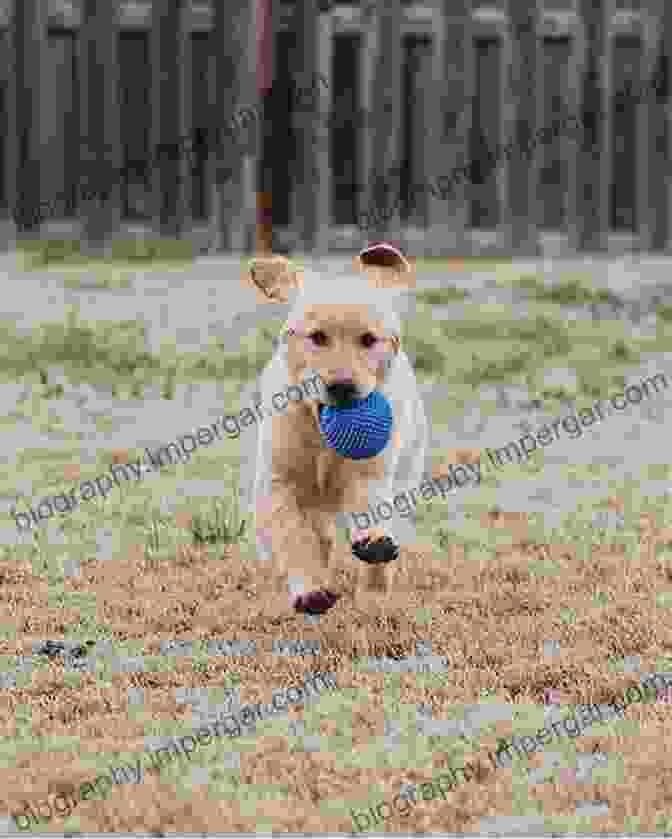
[
  {"x1": 361, "y1": 333, "x2": 378, "y2": 349},
  {"x1": 308, "y1": 330, "x2": 328, "y2": 347}
]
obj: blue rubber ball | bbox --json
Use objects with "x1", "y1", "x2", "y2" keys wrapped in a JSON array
[{"x1": 319, "y1": 389, "x2": 393, "y2": 460}]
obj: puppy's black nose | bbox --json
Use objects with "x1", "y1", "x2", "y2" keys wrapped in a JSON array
[{"x1": 326, "y1": 380, "x2": 359, "y2": 404}]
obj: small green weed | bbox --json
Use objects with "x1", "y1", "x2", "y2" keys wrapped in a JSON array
[
  {"x1": 189, "y1": 477, "x2": 247, "y2": 548},
  {"x1": 609, "y1": 339, "x2": 635, "y2": 362},
  {"x1": 513, "y1": 274, "x2": 623, "y2": 308},
  {"x1": 402, "y1": 334, "x2": 446, "y2": 375},
  {"x1": 416, "y1": 286, "x2": 468, "y2": 305},
  {"x1": 143, "y1": 507, "x2": 173, "y2": 561}
]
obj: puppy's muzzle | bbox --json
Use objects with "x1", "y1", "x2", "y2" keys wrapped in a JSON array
[{"x1": 325, "y1": 380, "x2": 360, "y2": 406}]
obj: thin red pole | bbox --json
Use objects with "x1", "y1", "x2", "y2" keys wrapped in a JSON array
[{"x1": 256, "y1": 0, "x2": 273, "y2": 255}]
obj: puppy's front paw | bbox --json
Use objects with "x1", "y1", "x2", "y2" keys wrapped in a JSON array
[
  {"x1": 291, "y1": 589, "x2": 340, "y2": 615},
  {"x1": 351, "y1": 535, "x2": 399, "y2": 564}
]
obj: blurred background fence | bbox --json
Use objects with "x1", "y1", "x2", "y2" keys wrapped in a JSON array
[{"x1": 0, "y1": 0, "x2": 670, "y2": 257}]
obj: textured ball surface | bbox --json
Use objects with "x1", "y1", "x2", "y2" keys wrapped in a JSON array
[{"x1": 319, "y1": 389, "x2": 393, "y2": 460}]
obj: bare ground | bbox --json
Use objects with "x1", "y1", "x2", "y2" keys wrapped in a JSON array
[{"x1": 2, "y1": 464, "x2": 672, "y2": 833}]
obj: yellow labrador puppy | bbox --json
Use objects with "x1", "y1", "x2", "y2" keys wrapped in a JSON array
[{"x1": 248, "y1": 244, "x2": 427, "y2": 614}]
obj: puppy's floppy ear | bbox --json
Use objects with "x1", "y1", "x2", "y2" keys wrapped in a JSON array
[
  {"x1": 355, "y1": 242, "x2": 416, "y2": 289},
  {"x1": 246, "y1": 255, "x2": 303, "y2": 303}
]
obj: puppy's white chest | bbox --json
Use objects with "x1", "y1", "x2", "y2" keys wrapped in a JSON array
[
  {"x1": 313, "y1": 435, "x2": 389, "y2": 511},
  {"x1": 315, "y1": 446, "x2": 345, "y2": 496}
]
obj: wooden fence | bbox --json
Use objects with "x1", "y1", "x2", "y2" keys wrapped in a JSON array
[{"x1": 0, "y1": 0, "x2": 670, "y2": 257}]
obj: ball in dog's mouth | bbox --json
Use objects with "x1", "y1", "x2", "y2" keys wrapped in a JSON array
[{"x1": 318, "y1": 389, "x2": 393, "y2": 460}]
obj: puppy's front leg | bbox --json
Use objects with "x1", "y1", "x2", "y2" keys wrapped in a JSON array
[
  {"x1": 349, "y1": 522, "x2": 399, "y2": 595},
  {"x1": 342, "y1": 482, "x2": 400, "y2": 601},
  {"x1": 337, "y1": 442, "x2": 401, "y2": 601},
  {"x1": 258, "y1": 481, "x2": 338, "y2": 610}
]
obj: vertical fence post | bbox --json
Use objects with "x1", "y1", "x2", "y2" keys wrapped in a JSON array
[
  {"x1": 504, "y1": 0, "x2": 541, "y2": 255},
  {"x1": 151, "y1": 0, "x2": 188, "y2": 242},
  {"x1": 292, "y1": 0, "x2": 321, "y2": 254},
  {"x1": 569, "y1": 0, "x2": 609, "y2": 252},
  {"x1": 11, "y1": 0, "x2": 45, "y2": 241},
  {"x1": 209, "y1": 0, "x2": 256, "y2": 254},
  {"x1": 637, "y1": 0, "x2": 670, "y2": 251},
  {"x1": 432, "y1": 0, "x2": 473, "y2": 256},
  {"x1": 80, "y1": 0, "x2": 122, "y2": 256},
  {"x1": 362, "y1": 0, "x2": 402, "y2": 243},
  {"x1": 358, "y1": 1, "x2": 375, "y2": 239},
  {"x1": 313, "y1": 7, "x2": 333, "y2": 254}
]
